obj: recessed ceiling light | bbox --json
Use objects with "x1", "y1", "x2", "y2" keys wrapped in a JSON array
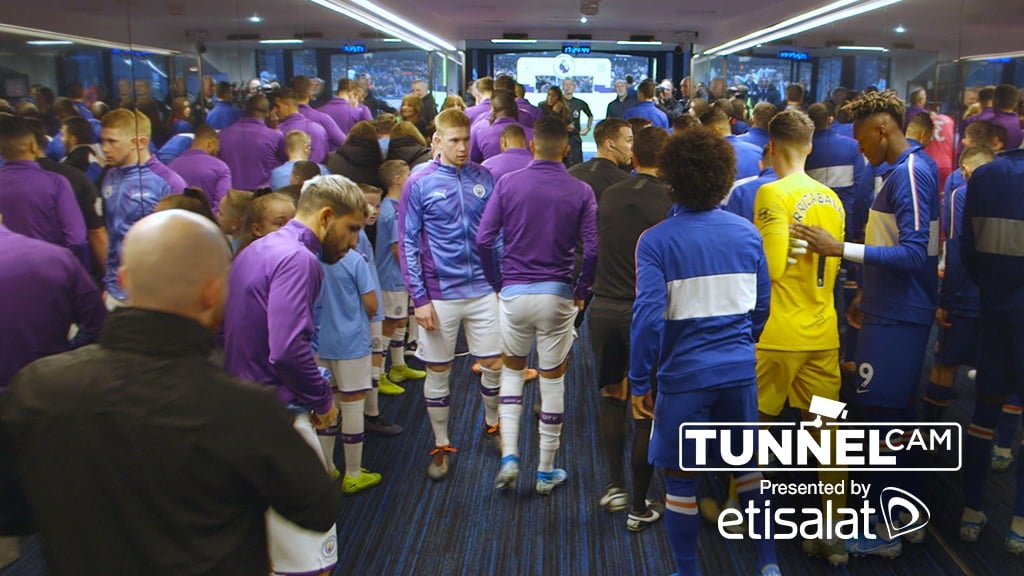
[
  {"x1": 837, "y1": 45, "x2": 889, "y2": 52},
  {"x1": 580, "y1": 16, "x2": 588, "y2": 24},
  {"x1": 259, "y1": 38, "x2": 303, "y2": 45},
  {"x1": 249, "y1": 15, "x2": 263, "y2": 23},
  {"x1": 27, "y1": 40, "x2": 73, "y2": 46},
  {"x1": 307, "y1": 0, "x2": 454, "y2": 52},
  {"x1": 706, "y1": 0, "x2": 903, "y2": 55},
  {"x1": 959, "y1": 50, "x2": 1024, "y2": 61},
  {"x1": 894, "y1": 25, "x2": 906, "y2": 33},
  {"x1": 0, "y1": 23, "x2": 177, "y2": 54}
]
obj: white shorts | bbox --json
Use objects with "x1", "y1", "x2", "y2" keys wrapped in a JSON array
[
  {"x1": 382, "y1": 290, "x2": 409, "y2": 320},
  {"x1": 417, "y1": 294, "x2": 501, "y2": 364},
  {"x1": 500, "y1": 293, "x2": 578, "y2": 371},
  {"x1": 267, "y1": 413, "x2": 338, "y2": 575},
  {"x1": 323, "y1": 356, "x2": 373, "y2": 393}
]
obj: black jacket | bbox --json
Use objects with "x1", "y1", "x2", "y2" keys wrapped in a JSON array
[
  {"x1": 37, "y1": 157, "x2": 104, "y2": 230},
  {"x1": 63, "y1": 145, "x2": 97, "y2": 181},
  {"x1": 1, "y1": 308, "x2": 341, "y2": 576},
  {"x1": 386, "y1": 136, "x2": 433, "y2": 167},
  {"x1": 421, "y1": 93, "x2": 438, "y2": 125},
  {"x1": 605, "y1": 95, "x2": 638, "y2": 119},
  {"x1": 326, "y1": 137, "x2": 384, "y2": 188},
  {"x1": 364, "y1": 89, "x2": 395, "y2": 117},
  {"x1": 656, "y1": 97, "x2": 684, "y2": 120}
]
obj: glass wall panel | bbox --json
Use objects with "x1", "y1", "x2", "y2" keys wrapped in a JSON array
[
  {"x1": 816, "y1": 57, "x2": 843, "y2": 102},
  {"x1": 292, "y1": 49, "x2": 318, "y2": 78},
  {"x1": 59, "y1": 48, "x2": 106, "y2": 107},
  {"x1": 329, "y1": 54, "x2": 351, "y2": 90},
  {"x1": 256, "y1": 49, "x2": 285, "y2": 89},
  {"x1": 854, "y1": 55, "x2": 889, "y2": 92},
  {"x1": 346, "y1": 50, "x2": 428, "y2": 100},
  {"x1": 431, "y1": 52, "x2": 445, "y2": 92},
  {"x1": 725, "y1": 56, "x2": 789, "y2": 106},
  {"x1": 110, "y1": 51, "x2": 170, "y2": 103}
]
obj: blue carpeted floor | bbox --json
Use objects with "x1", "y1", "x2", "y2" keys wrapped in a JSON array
[{"x1": 4, "y1": 323, "x2": 1024, "y2": 576}]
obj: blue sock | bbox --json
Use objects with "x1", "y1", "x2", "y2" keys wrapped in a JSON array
[
  {"x1": 665, "y1": 474, "x2": 701, "y2": 576},
  {"x1": 996, "y1": 395, "x2": 1022, "y2": 449},
  {"x1": 964, "y1": 394, "x2": 1002, "y2": 511},
  {"x1": 736, "y1": 472, "x2": 777, "y2": 568},
  {"x1": 923, "y1": 381, "x2": 956, "y2": 422},
  {"x1": 1017, "y1": 437, "x2": 1024, "y2": 517}
]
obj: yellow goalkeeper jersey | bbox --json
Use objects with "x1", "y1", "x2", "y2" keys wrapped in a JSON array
[{"x1": 754, "y1": 172, "x2": 846, "y2": 351}]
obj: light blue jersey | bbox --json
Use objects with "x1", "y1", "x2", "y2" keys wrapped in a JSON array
[
  {"x1": 357, "y1": 230, "x2": 383, "y2": 323},
  {"x1": 375, "y1": 196, "x2": 405, "y2": 291},
  {"x1": 316, "y1": 249, "x2": 374, "y2": 360}
]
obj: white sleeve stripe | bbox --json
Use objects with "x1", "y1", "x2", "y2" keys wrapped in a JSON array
[{"x1": 907, "y1": 153, "x2": 921, "y2": 231}]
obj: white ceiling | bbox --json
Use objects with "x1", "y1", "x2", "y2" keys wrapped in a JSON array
[{"x1": 1, "y1": 0, "x2": 1020, "y2": 59}]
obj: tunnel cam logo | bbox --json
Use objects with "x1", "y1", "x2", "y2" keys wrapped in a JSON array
[{"x1": 679, "y1": 395, "x2": 962, "y2": 472}]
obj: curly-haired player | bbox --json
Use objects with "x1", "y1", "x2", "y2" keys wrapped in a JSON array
[
  {"x1": 630, "y1": 128, "x2": 778, "y2": 576},
  {"x1": 792, "y1": 89, "x2": 940, "y2": 556}
]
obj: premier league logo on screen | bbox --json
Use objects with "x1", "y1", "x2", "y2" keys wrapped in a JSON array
[{"x1": 553, "y1": 54, "x2": 576, "y2": 78}]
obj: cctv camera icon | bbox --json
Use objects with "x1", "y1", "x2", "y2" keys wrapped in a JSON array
[{"x1": 802, "y1": 395, "x2": 849, "y2": 428}]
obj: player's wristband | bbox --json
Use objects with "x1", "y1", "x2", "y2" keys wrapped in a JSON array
[{"x1": 843, "y1": 242, "x2": 866, "y2": 263}]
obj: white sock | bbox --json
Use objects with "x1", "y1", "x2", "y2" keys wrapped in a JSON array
[
  {"x1": 364, "y1": 381, "x2": 380, "y2": 417},
  {"x1": 389, "y1": 326, "x2": 408, "y2": 368},
  {"x1": 0, "y1": 537, "x2": 20, "y2": 568},
  {"x1": 479, "y1": 365, "x2": 501, "y2": 427},
  {"x1": 365, "y1": 354, "x2": 381, "y2": 416},
  {"x1": 424, "y1": 368, "x2": 451, "y2": 447},
  {"x1": 1012, "y1": 515, "x2": 1024, "y2": 535},
  {"x1": 339, "y1": 399, "x2": 365, "y2": 477},
  {"x1": 961, "y1": 507, "x2": 984, "y2": 523},
  {"x1": 316, "y1": 418, "x2": 339, "y2": 475},
  {"x1": 538, "y1": 375, "x2": 565, "y2": 473},
  {"x1": 498, "y1": 367, "x2": 525, "y2": 458},
  {"x1": 408, "y1": 316, "x2": 418, "y2": 343}
]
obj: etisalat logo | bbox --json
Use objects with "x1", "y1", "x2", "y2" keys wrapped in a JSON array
[{"x1": 679, "y1": 396, "x2": 962, "y2": 541}]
